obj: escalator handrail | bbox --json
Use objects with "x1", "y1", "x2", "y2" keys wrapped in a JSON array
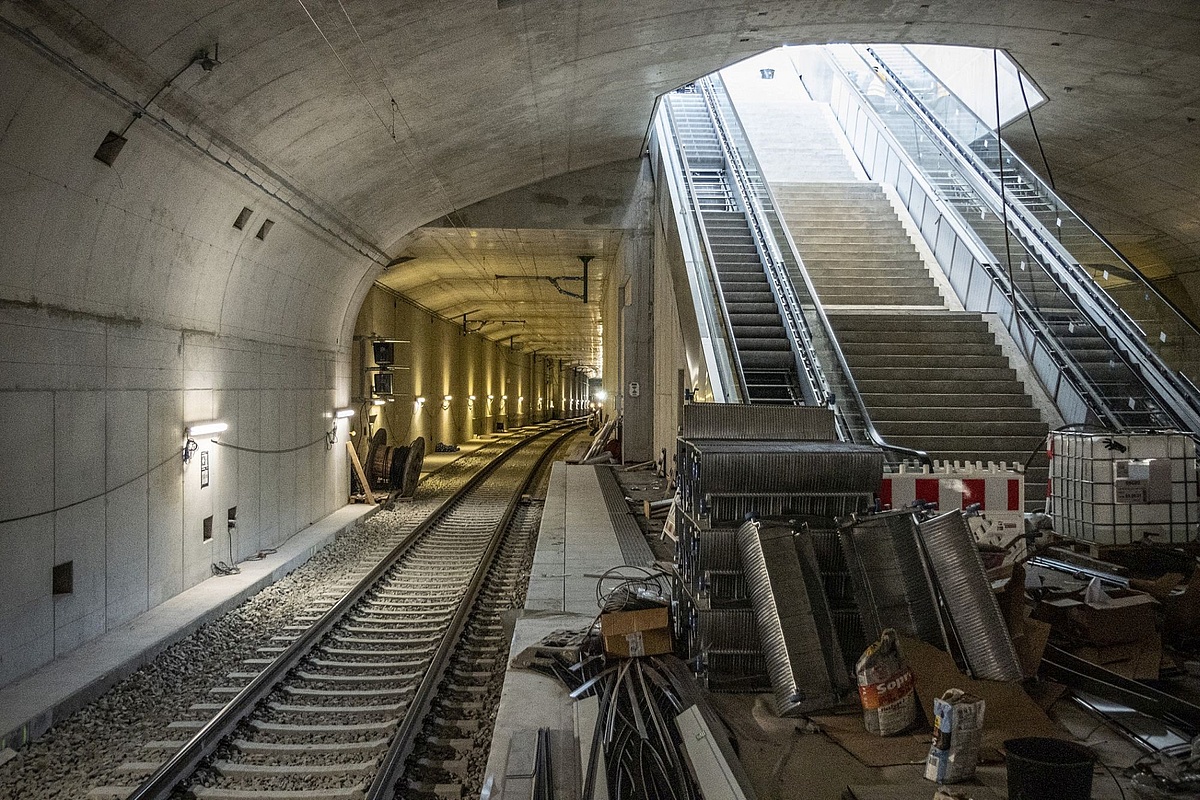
[
  {"x1": 699, "y1": 78, "x2": 822, "y2": 408},
  {"x1": 821, "y1": 46, "x2": 1130, "y2": 431},
  {"x1": 662, "y1": 91, "x2": 750, "y2": 403},
  {"x1": 858, "y1": 46, "x2": 1200, "y2": 432},
  {"x1": 864, "y1": 46, "x2": 1200, "y2": 424},
  {"x1": 880, "y1": 45, "x2": 1200, "y2": 344}
]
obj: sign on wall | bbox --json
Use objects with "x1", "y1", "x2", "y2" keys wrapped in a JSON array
[{"x1": 200, "y1": 451, "x2": 210, "y2": 488}]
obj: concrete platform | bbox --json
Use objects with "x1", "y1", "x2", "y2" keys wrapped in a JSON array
[
  {"x1": 483, "y1": 463, "x2": 627, "y2": 799},
  {"x1": 0, "y1": 503, "x2": 377, "y2": 752}
]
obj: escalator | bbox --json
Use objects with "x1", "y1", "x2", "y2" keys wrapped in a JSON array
[
  {"x1": 838, "y1": 43, "x2": 1200, "y2": 433},
  {"x1": 663, "y1": 88, "x2": 806, "y2": 406}
]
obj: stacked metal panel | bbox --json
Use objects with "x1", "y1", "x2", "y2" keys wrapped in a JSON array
[
  {"x1": 677, "y1": 439, "x2": 884, "y2": 523},
  {"x1": 839, "y1": 510, "x2": 947, "y2": 649},
  {"x1": 676, "y1": 591, "x2": 770, "y2": 693},
  {"x1": 738, "y1": 520, "x2": 852, "y2": 715},
  {"x1": 807, "y1": 526, "x2": 869, "y2": 669},
  {"x1": 673, "y1": 404, "x2": 883, "y2": 693},
  {"x1": 681, "y1": 403, "x2": 838, "y2": 441},
  {"x1": 677, "y1": 514, "x2": 746, "y2": 602},
  {"x1": 917, "y1": 511, "x2": 1024, "y2": 682}
]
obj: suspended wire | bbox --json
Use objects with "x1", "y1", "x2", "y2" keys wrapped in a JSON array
[
  {"x1": 1018, "y1": 71, "x2": 1056, "y2": 190},
  {"x1": 0, "y1": 446, "x2": 184, "y2": 526},
  {"x1": 336, "y1": 0, "x2": 401, "y2": 140},
  {"x1": 294, "y1": 0, "x2": 399, "y2": 145},
  {"x1": 301, "y1": 0, "x2": 579, "y2": 358},
  {"x1": 212, "y1": 430, "x2": 336, "y2": 454},
  {"x1": 994, "y1": 48, "x2": 1024, "y2": 346}
]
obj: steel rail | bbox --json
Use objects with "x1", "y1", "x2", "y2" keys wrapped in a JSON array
[
  {"x1": 125, "y1": 422, "x2": 579, "y2": 800},
  {"x1": 365, "y1": 423, "x2": 582, "y2": 798}
]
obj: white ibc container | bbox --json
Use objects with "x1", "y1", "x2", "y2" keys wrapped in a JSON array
[{"x1": 1047, "y1": 431, "x2": 1199, "y2": 546}]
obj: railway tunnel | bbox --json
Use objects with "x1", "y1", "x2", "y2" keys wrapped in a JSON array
[{"x1": 5, "y1": 2, "x2": 1200, "y2": 798}]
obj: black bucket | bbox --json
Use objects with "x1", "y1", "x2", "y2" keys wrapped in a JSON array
[{"x1": 1004, "y1": 737, "x2": 1095, "y2": 800}]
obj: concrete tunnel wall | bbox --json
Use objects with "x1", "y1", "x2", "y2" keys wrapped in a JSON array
[
  {"x1": 353, "y1": 285, "x2": 590, "y2": 448},
  {"x1": 0, "y1": 38, "x2": 376, "y2": 686},
  {"x1": 0, "y1": 28, "x2": 592, "y2": 685}
]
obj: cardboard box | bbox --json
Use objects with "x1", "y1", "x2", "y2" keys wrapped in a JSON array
[
  {"x1": 1035, "y1": 589, "x2": 1157, "y2": 646},
  {"x1": 600, "y1": 607, "x2": 672, "y2": 658}
]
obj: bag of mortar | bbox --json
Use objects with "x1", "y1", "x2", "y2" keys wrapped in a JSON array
[
  {"x1": 925, "y1": 688, "x2": 986, "y2": 783},
  {"x1": 855, "y1": 628, "x2": 917, "y2": 736}
]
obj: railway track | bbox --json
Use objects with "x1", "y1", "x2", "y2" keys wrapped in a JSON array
[{"x1": 95, "y1": 422, "x2": 580, "y2": 800}]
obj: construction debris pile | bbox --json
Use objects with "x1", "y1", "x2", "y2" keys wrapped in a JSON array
[{"x1": 665, "y1": 405, "x2": 1200, "y2": 795}]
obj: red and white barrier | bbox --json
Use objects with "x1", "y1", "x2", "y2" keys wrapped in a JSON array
[{"x1": 881, "y1": 461, "x2": 1026, "y2": 555}]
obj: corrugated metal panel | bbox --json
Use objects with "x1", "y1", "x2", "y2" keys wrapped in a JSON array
[
  {"x1": 677, "y1": 514, "x2": 747, "y2": 601},
  {"x1": 840, "y1": 511, "x2": 947, "y2": 649},
  {"x1": 738, "y1": 520, "x2": 850, "y2": 715},
  {"x1": 917, "y1": 511, "x2": 1023, "y2": 681},
  {"x1": 677, "y1": 440, "x2": 883, "y2": 524},
  {"x1": 681, "y1": 403, "x2": 838, "y2": 441},
  {"x1": 678, "y1": 591, "x2": 770, "y2": 692},
  {"x1": 680, "y1": 440, "x2": 883, "y2": 495}
]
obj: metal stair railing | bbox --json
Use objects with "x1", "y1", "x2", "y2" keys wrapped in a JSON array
[
  {"x1": 699, "y1": 75, "x2": 931, "y2": 466},
  {"x1": 820, "y1": 45, "x2": 1134, "y2": 432},
  {"x1": 859, "y1": 44, "x2": 1200, "y2": 433}
]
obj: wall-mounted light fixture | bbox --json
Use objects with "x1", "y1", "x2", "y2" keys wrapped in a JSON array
[
  {"x1": 372, "y1": 399, "x2": 386, "y2": 406},
  {"x1": 416, "y1": 396, "x2": 427, "y2": 406},
  {"x1": 442, "y1": 394, "x2": 453, "y2": 410},
  {"x1": 334, "y1": 407, "x2": 355, "y2": 419},
  {"x1": 594, "y1": 389, "x2": 608, "y2": 403},
  {"x1": 186, "y1": 421, "x2": 228, "y2": 437},
  {"x1": 184, "y1": 420, "x2": 227, "y2": 463}
]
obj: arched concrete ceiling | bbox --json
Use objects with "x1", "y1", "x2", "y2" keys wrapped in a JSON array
[{"x1": 5, "y1": 0, "x2": 1200, "y2": 357}]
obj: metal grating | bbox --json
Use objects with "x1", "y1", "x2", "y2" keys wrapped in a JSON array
[
  {"x1": 840, "y1": 511, "x2": 947, "y2": 649},
  {"x1": 594, "y1": 466, "x2": 656, "y2": 567},
  {"x1": 681, "y1": 403, "x2": 838, "y2": 441},
  {"x1": 738, "y1": 520, "x2": 850, "y2": 715},
  {"x1": 917, "y1": 511, "x2": 1023, "y2": 682}
]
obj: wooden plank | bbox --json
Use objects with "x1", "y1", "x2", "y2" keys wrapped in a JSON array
[{"x1": 346, "y1": 441, "x2": 376, "y2": 504}]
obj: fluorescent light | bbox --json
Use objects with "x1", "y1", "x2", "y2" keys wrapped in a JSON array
[
  {"x1": 469, "y1": 395, "x2": 477, "y2": 401},
  {"x1": 186, "y1": 421, "x2": 228, "y2": 437},
  {"x1": 372, "y1": 399, "x2": 386, "y2": 406},
  {"x1": 334, "y1": 407, "x2": 355, "y2": 419},
  {"x1": 443, "y1": 394, "x2": 453, "y2": 401}
]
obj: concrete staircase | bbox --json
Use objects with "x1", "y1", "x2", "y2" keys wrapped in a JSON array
[
  {"x1": 830, "y1": 312, "x2": 1049, "y2": 505},
  {"x1": 774, "y1": 183, "x2": 943, "y2": 307},
  {"x1": 773, "y1": 181, "x2": 1049, "y2": 507},
  {"x1": 773, "y1": 185, "x2": 1050, "y2": 507},
  {"x1": 716, "y1": 77, "x2": 1052, "y2": 507}
]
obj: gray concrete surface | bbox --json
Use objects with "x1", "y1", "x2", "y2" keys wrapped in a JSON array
[
  {"x1": 483, "y1": 463, "x2": 627, "y2": 800},
  {"x1": 0, "y1": 503, "x2": 376, "y2": 752}
]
